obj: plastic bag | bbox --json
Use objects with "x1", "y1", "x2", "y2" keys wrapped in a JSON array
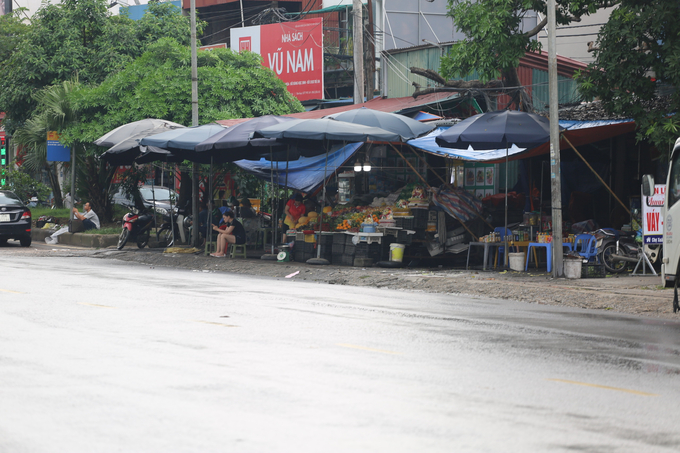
[{"x1": 45, "y1": 226, "x2": 69, "y2": 244}]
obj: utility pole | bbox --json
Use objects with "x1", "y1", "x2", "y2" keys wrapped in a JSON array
[
  {"x1": 365, "y1": 0, "x2": 375, "y2": 99},
  {"x1": 547, "y1": 0, "x2": 563, "y2": 277},
  {"x1": 352, "y1": 0, "x2": 364, "y2": 104},
  {"x1": 190, "y1": 0, "x2": 200, "y2": 247},
  {"x1": 69, "y1": 146, "x2": 76, "y2": 232}
]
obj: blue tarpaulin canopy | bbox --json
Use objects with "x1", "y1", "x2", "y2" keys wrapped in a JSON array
[
  {"x1": 408, "y1": 119, "x2": 635, "y2": 162},
  {"x1": 234, "y1": 142, "x2": 363, "y2": 193},
  {"x1": 408, "y1": 127, "x2": 526, "y2": 161}
]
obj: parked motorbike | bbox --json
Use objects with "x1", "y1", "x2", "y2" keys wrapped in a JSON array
[
  {"x1": 594, "y1": 228, "x2": 653, "y2": 273},
  {"x1": 156, "y1": 204, "x2": 192, "y2": 247},
  {"x1": 117, "y1": 207, "x2": 155, "y2": 250}
]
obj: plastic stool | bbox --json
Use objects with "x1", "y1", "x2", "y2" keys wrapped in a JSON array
[
  {"x1": 229, "y1": 243, "x2": 247, "y2": 259},
  {"x1": 204, "y1": 237, "x2": 221, "y2": 255},
  {"x1": 525, "y1": 242, "x2": 552, "y2": 273}
]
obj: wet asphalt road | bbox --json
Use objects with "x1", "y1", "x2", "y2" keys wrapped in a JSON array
[{"x1": 2, "y1": 249, "x2": 680, "y2": 452}]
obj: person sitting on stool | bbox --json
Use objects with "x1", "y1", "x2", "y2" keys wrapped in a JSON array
[
  {"x1": 72, "y1": 202, "x2": 100, "y2": 231},
  {"x1": 210, "y1": 209, "x2": 246, "y2": 257}
]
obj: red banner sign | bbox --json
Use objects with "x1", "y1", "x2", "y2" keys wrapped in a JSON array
[{"x1": 231, "y1": 18, "x2": 324, "y2": 101}]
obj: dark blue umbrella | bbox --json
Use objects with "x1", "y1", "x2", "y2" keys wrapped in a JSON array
[
  {"x1": 255, "y1": 118, "x2": 402, "y2": 264},
  {"x1": 435, "y1": 110, "x2": 558, "y2": 269},
  {"x1": 253, "y1": 118, "x2": 402, "y2": 147},
  {"x1": 135, "y1": 146, "x2": 183, "y2": 164},
  {"x1": 325, "y1": 107, "x2": 435, "y2": 140},
  {"x1": 194, "y1": 116, "x2": 306, "y2": 255},
  {"x1": 435, "y1": 110, "x2": 554, "y2": 150},
  {"x1": 194, "y1": 115, "x2": 298, "y2": 163},
  {"x1": 140, "y1": 124, "x2": 225, "y2": 151}
]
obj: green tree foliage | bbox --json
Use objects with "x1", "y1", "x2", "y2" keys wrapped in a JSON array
[
  {"x1": 0, "y1": 9, "x2": 30, "y2": 63},
  {"x1": 134, "y1": 1, "x2": 197, "y2": 46},
  {"x1": 0, "y1": 0, "x2": 198, "y2": 133},
  {"x1": 0, "y1": 0, "x2": 201, "y2": 219},
  {"x1": 58, "y1": 38, "x2": 302, "y2": 220},
  {"x1": 66, "y1": 38, "x2": 304, "y2": 144},
  {"x1": 12, "y1": 80, "x2": 81, "y2": 208},
  {"x1": 440, "y1": 0, "x2": 609, "y2": 108},
  {"x1": 6, "y1": 169, "x2": 51, "y2": 203},
  {"x1": 577, "y1": 0, "x2": 680, "y2": 153}
]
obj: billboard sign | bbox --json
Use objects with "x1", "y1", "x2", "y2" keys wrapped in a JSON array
[
  {"x1": 643, "y1": 184, "x2": 665, "y2": 244},
  {"x1": 46, "y1": 131, "x2": 71, "y2": 162},
  {"x1": 230, "y1": 18, "x2": 324, "y2": 101}
]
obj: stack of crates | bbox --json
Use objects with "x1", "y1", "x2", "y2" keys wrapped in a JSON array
[
  {"x1": 340, "y1": 234, "x2": 355, "y2": 266},
  {"x1": 355, "y1": 242, "x2": 382, "y2": 261},
  {"x1": 318, "y1": 233, "x2": 333, "y2": 262},
  {"x1": 293, "y1": 241, "x2": 316, "y2": 262},
  {"x1": 381, "y1": 234, "x2": 395, "y2": 257},
  {"x1": 581, "y1": 261, "x2": 606, "y2": 278},
  {"x1": 397, "y1": 229, "x2": 413, "y2": 245},
  {"x1": 395, "y1": 216, "x2": 415, "y2": 230},
  {"x1": 332, "y1": 233, "x2": 346, "y2": 264},
  {"x1": 293, "y1": 242, "x2": 304, "y2": 262},
  {"x1": 411, "y1": 208, "x2": 429, "y2": 229}
]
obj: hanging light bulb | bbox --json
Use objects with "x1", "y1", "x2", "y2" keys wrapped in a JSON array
[
  {"x1": 354, "y1": 161, "x2": 362, "y2": 172},
  {"x1": 363, "y1": 161, "x2": 372, "y2": 172}
]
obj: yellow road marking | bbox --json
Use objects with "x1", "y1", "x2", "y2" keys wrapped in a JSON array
[
  {"x1": 547, "y1": 378, "x2": 658, "y2": 396},
  {"x1": 193, "y1": 320, "x2": 239, "y2": 327},
  {"x1": 78, "y1": 302, "x2": 116, "y2": 309},
  {"x1": 0, "y1": 288, "x2": 24, "y2": 294},
  {"x1": 337, "y1": 343, "x2": 401, "y2": 355}
]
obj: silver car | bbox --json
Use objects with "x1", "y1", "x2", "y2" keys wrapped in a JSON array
[{"x1": 112, "y1": 185, "x2": 178, "y2": 214}]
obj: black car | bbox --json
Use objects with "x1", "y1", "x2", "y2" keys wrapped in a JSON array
[{"x1": 0, "y1": 190, "x2": 32, "y2": 247}]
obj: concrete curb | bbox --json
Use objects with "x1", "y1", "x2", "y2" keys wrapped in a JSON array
[
  {"x1": 32, "y1": 228, "x2": 167, "y2": 249},
  {"x1": 33, "y1": 228, "x2": 120, "y2": 248}
]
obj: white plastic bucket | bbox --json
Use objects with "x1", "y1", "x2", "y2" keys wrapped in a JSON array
[
  {"x1": 564, "y1": 258, "x2": 582, "y2": 279},
  {"x1": 389, "y1": 243, "x2": 405, "y2": 262},
  {"x1": 508, "y1": 252, "x2": 525, "y2": 271}
]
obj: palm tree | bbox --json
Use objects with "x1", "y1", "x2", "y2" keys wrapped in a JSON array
[{"x1": 12, "y1": 80, "x2": 79, "y2": 208}]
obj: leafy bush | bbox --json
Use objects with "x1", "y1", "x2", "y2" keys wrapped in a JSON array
[{"x1": 6, "y1": 170, "x2": 51, "y2": 202}]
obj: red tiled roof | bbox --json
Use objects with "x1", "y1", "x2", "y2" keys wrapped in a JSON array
[{"x1": 216, "y1": 92, "x2": 460, "y2": 126}]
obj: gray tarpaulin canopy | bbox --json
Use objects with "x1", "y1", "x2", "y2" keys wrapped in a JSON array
[
  {"x1": 96, "y1": 119, "x2": 185, "y2": 166},
  {"x1": 94, "y1": 118, "x2": 185, "y2": 148}
]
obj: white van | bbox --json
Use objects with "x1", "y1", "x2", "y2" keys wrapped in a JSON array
[{"x1": 644, "y1": 137, "x2": 680, "y2": 289}]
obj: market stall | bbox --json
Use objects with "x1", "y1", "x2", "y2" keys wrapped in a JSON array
[{"x1": 275, "y1": 180, "x2": 482, "y2": 266}]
